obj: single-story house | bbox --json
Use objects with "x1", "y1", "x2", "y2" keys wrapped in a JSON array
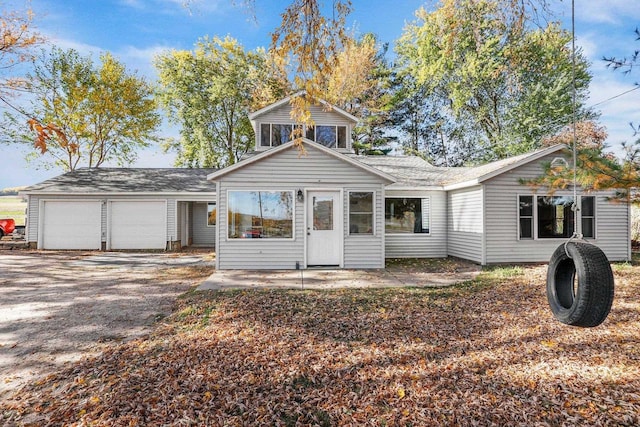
[{"x1": 21, "y1": 95, "x2": 631, "y2": 269}]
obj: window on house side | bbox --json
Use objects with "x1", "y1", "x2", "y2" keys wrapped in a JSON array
[
  {"x1": 337, "y1": 126, "x2": 347, "y2": 148},
  {"x1": 207, "y1": 202, "x2": 216, "y2": 227},
  {"x1": 385, "y1": 198, "x2": 430, "y2": 234},
  {"x1": 260, "y1": 124, "x2": 270, "y2": 147},
  {"x1": 349, "y1": 192, "x2": 373, "y2": 234},
  {"x1": 518, "y1": 195, "x2": 595, "y2": 239},
  {"x1": 581, "y1": 196, "x2": 595, "y2": 238},
  {"x1": 538, "y1": 196, "x2": 574, "y2": 238},
  {"x1": 518, "y1": 195, "x2": 533, "y2": 239}
]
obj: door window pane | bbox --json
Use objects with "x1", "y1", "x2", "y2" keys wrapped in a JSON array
[{"x1": 313, "y1": 196, "x2": 333, "y2": 230}]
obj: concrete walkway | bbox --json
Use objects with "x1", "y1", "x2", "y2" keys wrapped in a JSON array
[{"x1": 198, "y1": 267, "x2": 481, "y2": 291}]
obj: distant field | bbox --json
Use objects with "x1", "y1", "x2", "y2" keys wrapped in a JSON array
[{"x1": 0, "y1": 196, "x2": 27, "y2": 226}]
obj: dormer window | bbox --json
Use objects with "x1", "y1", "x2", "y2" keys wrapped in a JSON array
[
  {"x1": 260, "y1": 122, "x2": 348, "y2": 149},
  {"x1": 306, "y1": 125, "x2": 347, "y2": 149},
  {"x1": 260, "y1": 123, "x2": 295, "y2": 147}
]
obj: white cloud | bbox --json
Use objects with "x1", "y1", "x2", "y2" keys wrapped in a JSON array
[{"x1": 575, "y1": 1, "x2": 640, "y2": 25}]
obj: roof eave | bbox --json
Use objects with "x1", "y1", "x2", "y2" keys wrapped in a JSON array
[
  {"x1": 475, "y1": 144, "x2": 567, "y2": 184},
  {"x1": 208, "y1": 139, "x2": 396, "y2": 184},
  {"x1": 248, "y1": 91, "x2": 359, "y2": 124}
]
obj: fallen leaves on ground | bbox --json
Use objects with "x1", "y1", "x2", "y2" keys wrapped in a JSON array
[{"x1": 3, "y1": 260, "x2": 640, "y2": 426}]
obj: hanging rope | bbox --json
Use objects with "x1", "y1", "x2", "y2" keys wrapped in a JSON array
[{"x1": 566, "y1": 0, "x2": 581, "y2": 258}]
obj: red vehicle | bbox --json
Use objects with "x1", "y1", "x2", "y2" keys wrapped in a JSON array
[{"x1": 0, "y1": 219, "x2": 16, "y2": 237}]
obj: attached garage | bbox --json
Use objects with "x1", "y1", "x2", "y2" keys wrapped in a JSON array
[
  {"x1": 108, "y1": 201, "x2": 167, "y2": 250},
  {"x1": 40, "y1": 200, "x2": 102, "y2": 250}
]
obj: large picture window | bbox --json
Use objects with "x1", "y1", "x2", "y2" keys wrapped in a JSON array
[
  {"x1": 349, "y1": 192, "x2": 373, "y2": 234},
  {"x1": 518, "y1": 195, "x2": 595, "y2": 239},
  {"x1": 228, "y1": 191, "x2": 293, "y2": 239},
  {"x1": 385, "y1": 198, "x2": 430, "y2": 234}
]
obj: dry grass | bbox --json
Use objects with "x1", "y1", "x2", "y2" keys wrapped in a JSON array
[
  {"x1": 0, "y1": 196, "x2": 27, "y2": 226},
  {"x1": 2, "y1": 260, "x2": 639, "y2": 426}
]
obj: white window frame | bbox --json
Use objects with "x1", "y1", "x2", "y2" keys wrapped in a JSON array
[
  {"x1": 517, "y1": 194, "x2": 596, "y2": 240},
  {"x1": 260, "y1": 123, "x2": 296, "y2": 147},
  {"x1": 580, "y1": 195, "x2": 597, "y2": 239},
  {"x1": 517, "y1": 194, "x2": 534, "y2": 240},
  {"x1": 306, "y1": 125, "x2": 348, "y2": 148},
  {"x1": 207, "y1": 202, "x2": 216, "y2": 227},
  {"x1": 348, "y1": 190, "x2": 375, "y2": 236},
  {"x1": 226, "y1": 190, "x2": 295, "y2": 241},
  {"x1": 384, "y1": 197, "x2": 431, "y2": 236}
]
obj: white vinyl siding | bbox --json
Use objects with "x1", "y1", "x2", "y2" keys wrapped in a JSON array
[
  {"x1": 192, "y1": 202, "x2": 216, "y2": 246},
  {"x1": 447, "y1": 186, "x2": 484, "y2": 263},
  {"x1": 215, "y1": 144, "x2": 387, "y2": 269},
  {"x1": 344, "y1": 186, "x2": 385, "y2": 268},
  {"x1": 385, "y1": 190, "x2": 447, "y2": 259},
  {"x1": 483, "y1": 153, "x2": 630, "y2": 263}
]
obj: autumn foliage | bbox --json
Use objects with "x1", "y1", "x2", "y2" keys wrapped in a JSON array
[{"x1": 2, "y1": 260, "x2": 639, "y2": 425}]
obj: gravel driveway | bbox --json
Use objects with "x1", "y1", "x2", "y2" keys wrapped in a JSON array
[{"x1": 0, "y1": 251, "x2": 214, "y2": 403}]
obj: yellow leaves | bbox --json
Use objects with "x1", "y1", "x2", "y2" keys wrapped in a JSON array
[
  {"x1": 397, "y1": 387, "x2": 406, "y2": 399},
  {"x1": 540, "y1": 340, "x2": 557, "y2": 348}
]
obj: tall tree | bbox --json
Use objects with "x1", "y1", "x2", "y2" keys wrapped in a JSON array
[
  {"x1": 395, "y1": 0, "x2": 592, "y2": 164},
  {"x1": 325, "y1": 33, "x2": 394, "y2": 154},
  {"x1": 6, "y1": 47, "x2": 160, "y2": 171},
  {"x1": 0, "y1": 2, "x2": 44, "y2": 143},
  {"x1": 155, "y1": 36, "x2": 289, "y2": 168},
  {"x1": 0, "y1": 2, "x2": 42, "y2": 99}
]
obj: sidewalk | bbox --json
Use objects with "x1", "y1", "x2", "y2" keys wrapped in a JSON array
[{"x1": 198, "y1": 266, "x2": 480, "y2": 291}]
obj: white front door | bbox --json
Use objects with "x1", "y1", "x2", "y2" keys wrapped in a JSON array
[{"x1": 307, "y1": 191, "x2": 342, "y2": 266}]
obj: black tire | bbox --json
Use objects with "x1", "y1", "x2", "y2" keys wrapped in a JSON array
[{"x1": 546, "y1": 241, "x2": 614, "y2": 327}]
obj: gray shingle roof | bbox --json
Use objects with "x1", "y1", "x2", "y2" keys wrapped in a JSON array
[
  {"x1": 22, "y1": 168, "x2": 218, "y2": 193},
  {"x1": 22, "y1": 145, "x2": 563, "y2": 193},
  {"x1": 352, "y1": 145, "x2": 564, "y2": 188}
]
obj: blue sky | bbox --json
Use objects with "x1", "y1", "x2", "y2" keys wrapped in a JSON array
[{"x1": 1, "y1": 0, "x2": 639, "y2": 189}]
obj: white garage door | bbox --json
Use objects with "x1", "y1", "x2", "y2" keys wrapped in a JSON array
[
  {"x1": 109, "y1": 201, "x2": 167, "y2": 250},
  {"x1": 41, "y1": 201, "x2": 102, "y2": 250}
]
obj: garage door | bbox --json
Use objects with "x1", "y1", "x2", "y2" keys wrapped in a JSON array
[
  {"x1": 41, "y1": 201, "x2": 102, "y2": 250},
  {"x1": 109, "y1": 201, "x2": 167, "y2": 250}
]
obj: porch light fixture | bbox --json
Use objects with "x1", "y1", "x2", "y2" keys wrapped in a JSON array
[{"x1": 297, "y1": 189, "x2": 304, "y2": 202}]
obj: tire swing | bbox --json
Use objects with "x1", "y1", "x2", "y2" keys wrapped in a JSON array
[
  {"x1": 547, "y1": 240, "x2": 614, "y2": 327},
  {"x1": 546, "y1": 0, "x2": 614, "y2": 327}
]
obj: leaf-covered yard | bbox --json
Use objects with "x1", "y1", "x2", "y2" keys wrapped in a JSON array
[{"x1": 3, "y1": 260, "x2": 639, "y2": 426}]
